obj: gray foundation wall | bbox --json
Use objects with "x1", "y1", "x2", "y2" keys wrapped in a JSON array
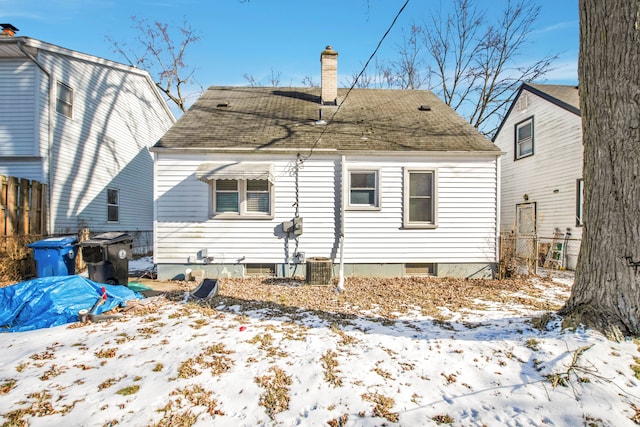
[{"x1": 156, "y1": 262, "x2": 495, "y2": 281}]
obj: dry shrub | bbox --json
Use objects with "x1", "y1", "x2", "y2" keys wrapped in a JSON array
[{"x1": 0, "y1": 235, "x2": 36, "y2": 283}]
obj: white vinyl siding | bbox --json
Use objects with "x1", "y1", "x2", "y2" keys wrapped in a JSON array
[
  {"x1": 0, "y1": 161, "x2": 44, "y2": 182},
  {"x1": 495, "y1": 88, "x2": 583, "y2": 240},
  {"x1": 33, "y1": 49, "x2": 173, "y2": 233},
  {"x1": 0, "y1": 59, "x2": 37, "y2": 156},
  {"x1": 154, "y1": 153, "x2": 498, "y2": 265}
]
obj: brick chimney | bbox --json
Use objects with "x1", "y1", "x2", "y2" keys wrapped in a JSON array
[
  {"x1": 320, "y1": 45, "x2": 338, "y2": 105},
  {"x1": 0, "y1": 24, "x2": 19, "y2": 37}
]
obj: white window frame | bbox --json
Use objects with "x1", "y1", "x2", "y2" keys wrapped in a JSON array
[
  {"x1": 515, "y1": 117, "x2": 534, "y2": 160},
  {"x1": 403, "y1": 168, "x2": 437, "y2": 228},
  {"x1": 576, "y1": 179, "x2": 584, "y2": 227},
  {"x1": 212, "y1": 179, "x2": 274, "y2": 219},
  {"x1": 56, "y1": 81, "x2": 73, "y2": 118},
  {"x1": 107, "y1": 188, "x2": 119, "y2": 223},
  {"x1": 347, "y1": 169, "x2": 380, "y2": 210}
]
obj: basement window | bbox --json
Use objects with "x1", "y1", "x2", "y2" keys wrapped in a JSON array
[
  {"x1": 245, "y1": 263, "x2": 276, "y2": 276},
  {"x1": 405, "y1": 263, "x2": 436, "y2": 276}
]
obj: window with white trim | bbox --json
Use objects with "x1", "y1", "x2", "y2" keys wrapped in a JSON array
[
  {"x1": 56, "y1": 81, "x2": 73, "y2": 118},
  {"x1": 213, "y1": 179, "x2": 273, "y2": 217},
  {"x1": 348, "y1": 170, "x2": 379, "y2": 209},
  {"x1": 515, "y1": 117, "x2": 534, "y2": 159},
  {"x1": 576, "y1": 179, "x2": 584, "y2": 227},
  {"x1": 404, "y1": 169, "x2": 437, "y2": 228},
  {"x1": 107, "y1": 188, "x2": 119, "y2": 223}
]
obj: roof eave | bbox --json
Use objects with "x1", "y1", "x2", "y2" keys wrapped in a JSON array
[{"x1": 150, "y1": 146, "x2": 503, "y2": 157}]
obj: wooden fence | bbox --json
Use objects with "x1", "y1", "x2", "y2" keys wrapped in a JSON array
[
  {"x1": 1, "y1": 174, "x2": 48, "y2": 238},
  {"x1": 0, "y1": 175, "x2": 48, "y2": 281}
]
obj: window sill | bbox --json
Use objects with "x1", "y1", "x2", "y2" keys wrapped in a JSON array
[
  {"x1": 211, "y1": 213, "x2": 274, "y2": 220},
  {"x1": 401, "y1": 223, "x2": 437, "y2": 229},
  {"x1": 346, "y1": 206, "x2": 381, "y2": 211}
]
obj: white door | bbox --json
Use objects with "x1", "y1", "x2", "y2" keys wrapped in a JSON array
[{"x1": 516, "y1": 203, "x2": 536, "y2": 258}]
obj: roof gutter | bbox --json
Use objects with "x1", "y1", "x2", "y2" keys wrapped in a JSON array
[
  {"x1": 17, "y1": 39, "x2": 53, "y2": 234},
  {"x1": 149, "y1": 146, "x2": 505, "y2": 157}
]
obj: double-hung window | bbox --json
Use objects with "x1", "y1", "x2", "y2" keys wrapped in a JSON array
[
  {"x1": 196, "y1": 163, "x2": 274, "y2": 219},
  {"x1": 107, "y1": 188, "x2": 119, "y2": 223},
  {"x1": 56, "y1": 81, "x2": 73, "y2": 118},
  {"x1": 213, "y1": 179, "x2": 272, "y2": 217},
  {"x1": 404, "y1": 169, "x2": 437, "y2": 228},
  {"x1": 515, "y1": 117, "x2": 534, "y2": 159},
  {"x1": 348, "y1": 170, "x2": 379, "y2": 209},
  {"x1": 215, "y1": 180, "x2": 239, "y2": 213}
]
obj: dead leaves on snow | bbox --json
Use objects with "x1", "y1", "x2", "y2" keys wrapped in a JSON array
[
  {"x1": 206, "y1": 276, "x2": 563, "y2": 322},
  {"x1": 255, "y1": 365, "x2": 292, "y2": 420}
]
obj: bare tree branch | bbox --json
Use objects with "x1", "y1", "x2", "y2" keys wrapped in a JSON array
[
  {"x1": 106, "y1": 16, "x2": 202, "y2": 113},
  {"x1": 301, "y1": 75, "x2": 319, "y2": 88},
  {"x1": 385, "y1": 0, "x2": 557, "y2": 137}
]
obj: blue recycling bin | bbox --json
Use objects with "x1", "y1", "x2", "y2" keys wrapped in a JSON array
[{"x1": 28, "y1": 236, "x2": 78, "y2": 277}]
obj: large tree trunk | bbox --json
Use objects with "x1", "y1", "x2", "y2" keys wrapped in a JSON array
[{"x1": 559, "y1": 0, "x2": 640, "y2": 337}]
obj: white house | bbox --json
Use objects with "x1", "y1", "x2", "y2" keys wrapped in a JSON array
[
  {"x1": 151, "y1": 46, "x2": 502, "y2": 280},
  {"x1": 0, "y1": 24, "x2": 175, "y2": 251},
  {"x1": 493, "y1": 83, "x2": 582, "y2": 267}
]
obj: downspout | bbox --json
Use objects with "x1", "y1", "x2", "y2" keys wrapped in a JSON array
[
  {"x1": 495, "y1": 156, "x2": 502, "y2": 277},
  {"x1": 336, "y1": 155, "x2": 346, "y2": 292},
  {"x1": 18, "y1": 40, "x2": 53, "y2": 234}
]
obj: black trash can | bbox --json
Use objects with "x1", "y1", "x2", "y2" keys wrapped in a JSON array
[{"x1": 80, "y1": 232, "x2": 132, "y2": 285}]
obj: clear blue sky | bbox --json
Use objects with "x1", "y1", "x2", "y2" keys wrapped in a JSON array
[{"x1": 2, "y1": 0, "x2": 578, "y2": 103}]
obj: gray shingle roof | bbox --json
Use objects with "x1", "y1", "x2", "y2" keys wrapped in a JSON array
[
  {"x1": 153, "y1": 86, "x2": 500, "y2": 153},
  {"x1": 526, "y1": 83, "x2": 580, "y2": 113}
]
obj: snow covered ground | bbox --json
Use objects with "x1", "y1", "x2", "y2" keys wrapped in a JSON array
[{"x1": 1, "y1": 272, "x2": 640, "y2": 426}]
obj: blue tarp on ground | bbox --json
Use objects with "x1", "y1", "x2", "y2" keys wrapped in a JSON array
[{"x1": 0, "y1": 275, "x2": 141, "y2": 332}]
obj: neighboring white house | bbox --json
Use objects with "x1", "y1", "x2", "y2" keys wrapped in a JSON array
[
  {"x1": 493, "y1": 83, "x2": 582, "y2": 267},
  {"x1": 0, "y1": 24, "x2": 175, "y2": 251},
  {"x1": 151, "y1": 46, "x2": 502, "y2": 280}
]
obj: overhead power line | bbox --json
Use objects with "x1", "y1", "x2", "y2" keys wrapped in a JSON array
[{"x1": 302, "y1": 0, "x2": 411, "y2": 160}]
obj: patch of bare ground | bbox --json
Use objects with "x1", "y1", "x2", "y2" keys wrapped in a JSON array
[{"x1": 160, "y1": 276, "x2": 562, "y2": 321}]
